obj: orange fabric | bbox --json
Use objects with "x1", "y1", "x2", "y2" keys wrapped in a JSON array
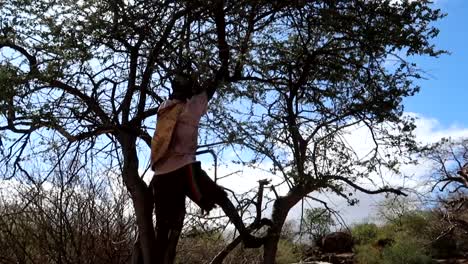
[{"x1": 150, "y1": 102, "x2": 185, "y2": 169}]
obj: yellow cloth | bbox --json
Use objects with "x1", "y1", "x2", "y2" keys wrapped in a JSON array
[{"x1": 151, "y1": 102, "x2": 185, "y2": 169}]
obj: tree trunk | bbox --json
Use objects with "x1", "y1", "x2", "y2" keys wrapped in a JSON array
[
  {"x1": 120, "y1": 133, "x2": 156, "y2": 264},
  {"x1": 263, "y1": 184, "x2": 315, "y2": 263},
  {"x1": 263, "y1": 198, "x2": 289, "y2": 264}
]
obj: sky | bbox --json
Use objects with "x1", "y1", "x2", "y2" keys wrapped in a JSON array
[{"x1": 403, "y1": 0, "x2": 467, "y2": 127}]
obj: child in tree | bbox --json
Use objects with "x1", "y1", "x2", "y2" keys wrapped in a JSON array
[{"x1": 150, "y1": 71, "x2": 267, "y2": 263}]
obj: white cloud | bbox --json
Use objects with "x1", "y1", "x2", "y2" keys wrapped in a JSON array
[
  {"x1": 410, "y1": 112, "x2": 468, "y2": 144},
  {"x1": 310, "y1": 113, "x2": 468, "y2": 224}
]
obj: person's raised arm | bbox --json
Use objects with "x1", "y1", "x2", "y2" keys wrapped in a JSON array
[
  {"x1": 173, "y1": 72, "x2": 218, "y2": 101},
  {"x1": 204, "y1": 80, "x2": 217, "y2": 101}
]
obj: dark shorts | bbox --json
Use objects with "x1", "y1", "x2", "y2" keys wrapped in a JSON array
[{"x1": 151, "y1": 162, "x2": 226, "y2": 219}]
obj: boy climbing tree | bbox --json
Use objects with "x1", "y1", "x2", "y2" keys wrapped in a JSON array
[{"x1": 149, "y1": 65, "x2": 270, "y2": 263}]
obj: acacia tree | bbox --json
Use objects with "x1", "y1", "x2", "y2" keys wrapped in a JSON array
[
  {"x1": 424, "y1": 138, "x2": 468, "y2": 193},
  {"x1": 423, "y1": 138, "x2": 468, "y2": 235},
  {"x1": 1, "y1": 0, "x2": 444, "y2": 263},
  {"x1": 204, "y1": 1, "x2": 444, "y2": 262},
  {"x1": 0, "y1": 1, "x2": 293, "y2": 262}
]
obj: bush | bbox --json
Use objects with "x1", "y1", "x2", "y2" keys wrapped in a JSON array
[
  {"x1": 381, "y1": 234, "x2": 432, "y2": 264},
  {"x1": 391, "y1": 211, "x2": 433, "y2": 237},
  {"x1": 430, "y1": 234, "x2": 458, "y2": 258},
  {"x1": 355, "y1": 233, "x2": 433, "y2": 264},
  {"x1": 0, "y1": 174, "x2": 135, "y2": 264},
  {"x1": 177, "y1": 232, "x2": 228, "y2": 264},
  {"x1": 352, "y1": 223, "x2": 379, "y2": 245},
  {"x1": 276, "y1": 239, "x2": 301, "y2": 264},
  {"x1": 354, "y1": 244, "x2": 382, "y2": 264}
]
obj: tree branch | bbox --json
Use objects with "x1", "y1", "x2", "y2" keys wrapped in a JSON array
[
  {"x1": 210, "y1": 179, "x2": 271, "y2": 264},
  {"x1": 326, "y1": 175, "x2": 407, "y2": 196}
]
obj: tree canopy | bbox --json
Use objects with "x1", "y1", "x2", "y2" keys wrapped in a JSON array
[{"x1": 0, "y1": 0, "x2": 445, "y2": 263}]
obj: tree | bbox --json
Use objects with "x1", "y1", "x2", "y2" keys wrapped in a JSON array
[
  {"x1": 204, "y1": 1, "x2": 444, "y2": 262},
  {"x1": 423, "y1": 138, "x2": 468, "y2": 194},
  {"x1": 303, "y1": 208, "x2": 335, "y2": 245},
  {"x1": 1, "y1": 0, "x2": 444, "y2": 263},
  {"x1": 422, "y1": 138, "x2": 468, "y2": 239},
  {"x1": 0, "y1": 1, "x2": 282, "y2": 262}
]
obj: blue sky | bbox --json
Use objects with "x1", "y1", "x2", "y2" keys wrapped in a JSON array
[{"x1": 404, "y1": 0, "x2": 467, "y2": 127}]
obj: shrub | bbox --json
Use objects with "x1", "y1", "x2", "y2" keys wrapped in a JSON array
[
  {"x1": 381, "y1": 234, "x2": 432, "y2": 264},
  {"x1": 275, "y1": 239, "x2": 301, "y2": 264},
  {"x1": 177, "y1": 232, "x2": 227, "y2": 264},
  {"x1": 352, "y1": 223, "x2": 379, "y2": 245},
  {"x1": 354, "y1": 244, "x2": 382, "y2": 264}
]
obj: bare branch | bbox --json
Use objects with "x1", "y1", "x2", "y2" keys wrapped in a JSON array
[{"x1": 326, "y1": 175, "x2": 407, "y2": 196}]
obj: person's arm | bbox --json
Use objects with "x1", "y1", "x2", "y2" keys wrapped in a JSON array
[
  {"x1": 205, "y1": 81, "x2": 217, "y2": 101},
  {"x1": 191, "y1": 77, "x2": 217, "y2": 101},
  {"x1": 172, "y1": 71, "x2": 218, "y2": 101}
]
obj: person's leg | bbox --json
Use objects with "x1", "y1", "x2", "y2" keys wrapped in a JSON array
[
  {"x1": 130, "y1": 238, "x2": 143, "y2": 264},
  {"x1": 188, "y1": 162, "x2": 267, "y2": 248},
  {"x1": 164, "y1": 201, "x2": 185, "y2": 264},
  {"x1": 151, "y1": 170, "x2": 186, "y2": 263}
]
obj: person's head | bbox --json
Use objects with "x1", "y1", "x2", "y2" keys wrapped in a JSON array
[
  {"x1": 170, "y1": 73, "x2": 194, "y2": 100},
  {"x1": 170, "y1": 71, "x2": 202, "y2": 100}
]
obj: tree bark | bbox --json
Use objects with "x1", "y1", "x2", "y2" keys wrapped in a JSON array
[
  {"x1": 120, "y1": 133, "x2": 156, "y2": 264},
  {"x1": 263, "y1": 198, "x2": 289, "y2": 264},
  {"x1": 210, "y1": 180, "x2": 272, "y2": 264},
  {"x1": 263, "y1": 184, "x2": 316, "y2": 263}
]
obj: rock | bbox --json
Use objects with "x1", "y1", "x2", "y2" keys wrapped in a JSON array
[{"x1": 320, "y1": 232, "x2": 354, "y2": 253}]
